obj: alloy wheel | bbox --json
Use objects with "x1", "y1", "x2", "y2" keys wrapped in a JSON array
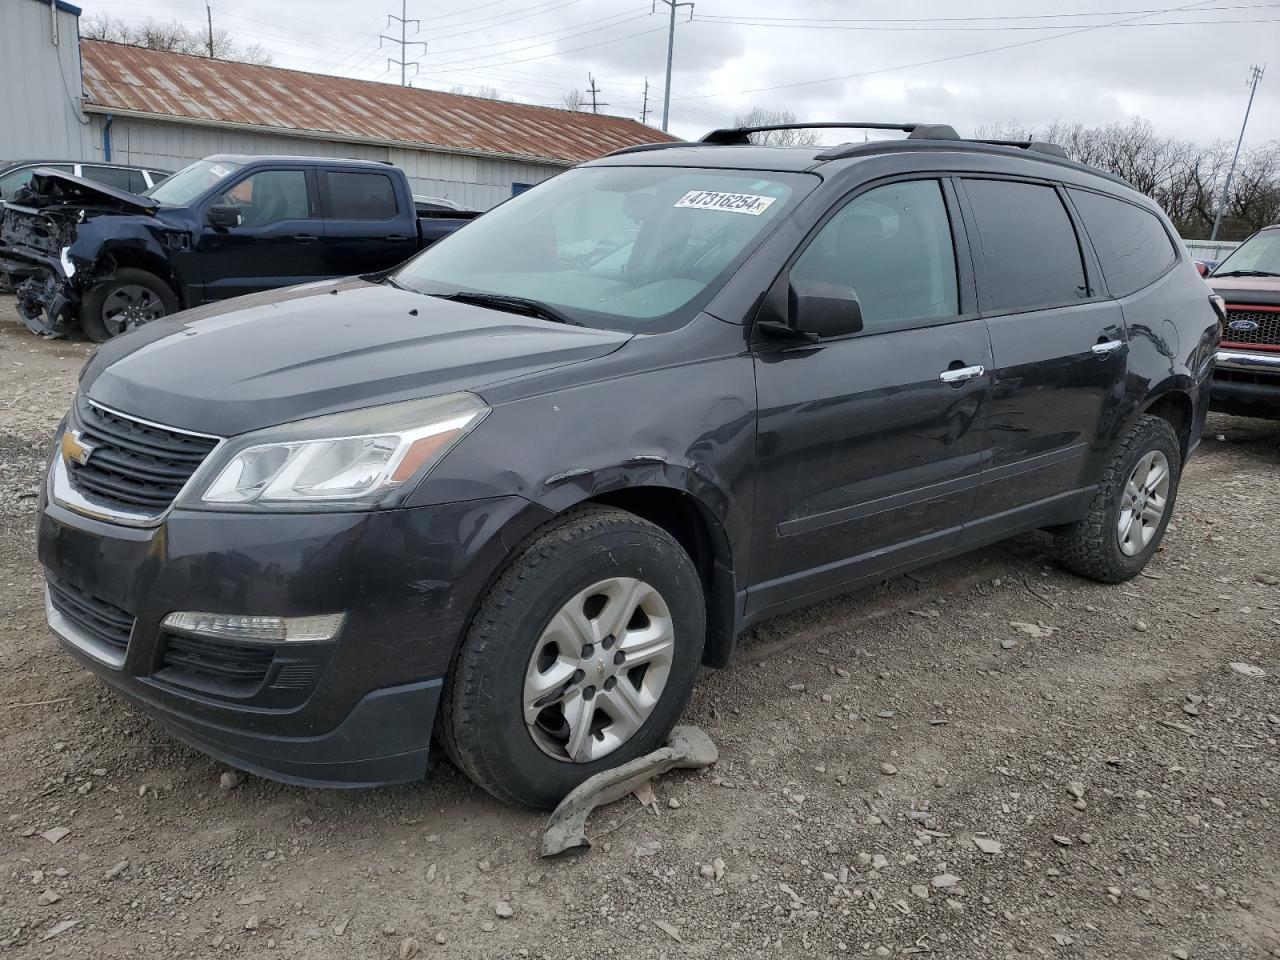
[
  {"x1": 101, "y1": 284, "x2": 167, "y2": 336},
  {"x1": 523, "y1": 577, "x2": 675, "y2": 763},
  {"x1": 1117, "y1": 449, "x2": 1170, "y2": 557}
]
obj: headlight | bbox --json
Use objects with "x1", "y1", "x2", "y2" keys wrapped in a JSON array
[{"x1": 188, "y1": 393, "x2": 488, "y2": 509}]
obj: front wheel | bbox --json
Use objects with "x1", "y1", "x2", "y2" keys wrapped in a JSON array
[
  {"x1": 80, "y1": 268, "x2": 178, "y2": 342},
  {"x1": 1051, "y1": 414, "x2": 1183, "y2": 583},
  {"x1": 439, "y1": 505, "x2": 706, "y2": 808}
]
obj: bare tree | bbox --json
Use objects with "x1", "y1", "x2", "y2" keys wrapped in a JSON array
[
  {"x1": 978, "y1": 117, "x2": 1280, "y2": 240},
  {"x1": 733, "y1": 108, "x2": 821, "y2": 147},
  {"x1": 561, "y1": 89, "x2": 585, "y2": 112},
  {"x1": 82, "y1": 13, "x2": 272, "y2": 65},
  {"x1": 447, "y1": 84, "x2": 508, "y2": 101}
]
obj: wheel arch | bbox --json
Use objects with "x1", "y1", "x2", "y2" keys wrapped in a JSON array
[
  {"x1": 95, "y1": 242, "x2": 186, "y2": 307},
  {"x1": 1135, "y1": 380, "x2": 1197, "y2": 459}
]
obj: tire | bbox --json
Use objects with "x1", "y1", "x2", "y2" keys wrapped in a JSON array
[
  {"x1": 1051, "y1": 414, "x2": 1183, "y2": 583},
  {"x1": 80, "y1": 268, "x2": 178, "y2": 342},
  {"x1": 439, "y1": 505, "x2": 706, "y2": 808}
]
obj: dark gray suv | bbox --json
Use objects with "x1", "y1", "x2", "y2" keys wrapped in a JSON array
[{"x1": 38, "y1": 122, "x2": 1220, "y2": 805}]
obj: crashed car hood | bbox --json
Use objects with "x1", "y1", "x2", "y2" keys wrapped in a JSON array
[
  {"x1": 1207, "y1": 274, "x2": 1280, "y2": 308},
  {"x1": 14, "y1": 169, "x2": 158, "y2": 215},
  {"x1": 83, "y1": 279, "x2": 632, "y2": 437}
]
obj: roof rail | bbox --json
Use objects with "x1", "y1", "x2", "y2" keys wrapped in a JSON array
[
  {"x1": 972, "y1": 139, "x2": 1069, "y2": 159},
  {"x1": 701, "y1": 122, "x2": 960, "y2": 146},
  {"x1": 604, "y1": 141, "x2": 691, "y2": 158}
]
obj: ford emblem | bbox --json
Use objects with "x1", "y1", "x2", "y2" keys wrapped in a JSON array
[{"x1": 1228, "y1": 319, "x2": 1261, "y2": 333}]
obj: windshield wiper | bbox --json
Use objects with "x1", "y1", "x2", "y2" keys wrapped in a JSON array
[
  {"x1": 1212, "y1": 269, "x2": 1280, "y2": 278},
  {"x1": 434, "y1": 291, "x2": 582, "y2": 326}
]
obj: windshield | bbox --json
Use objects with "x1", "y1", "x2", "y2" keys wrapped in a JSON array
[
  {"x1": 393, "y1": 166, "x2": 813, "y2": 332},
  {"x1": 143, "y1": 159, "x2": 243, "y2": 206},
  {"x1": 1212, "y1": 229, "x2": 1280, "y2": 276}
]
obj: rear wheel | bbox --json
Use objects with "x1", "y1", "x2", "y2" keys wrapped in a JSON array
[
  {"x1": 1050, "y1": 414, "x2": 1182, "y2": 583},
  {"x1": 439, "y1": 505, "x2": 705, "y2": 808},
  {"x1": 80, "y1": 268, "x2": 177, "y2": 342}
]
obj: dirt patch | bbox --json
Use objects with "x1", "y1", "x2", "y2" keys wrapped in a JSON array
[{"x1": 1, "y1": 297, "x2": 1278, "y2": 959}]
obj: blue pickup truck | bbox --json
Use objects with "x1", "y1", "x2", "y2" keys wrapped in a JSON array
[{"x1": 0, "y1": 155, "x2": 477, "y2": 340}]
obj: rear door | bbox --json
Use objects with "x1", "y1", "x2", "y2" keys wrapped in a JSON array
[
  {"x1": 195, "y1": 166, "x2": 322, "y2": 300},
  {"x1": 749, "y1": 178, "x2": 992, "y2": 615},
  {"x1": 316, "y1": 168, "x2": 412, "y2": 276},
  {"x1": 957, "y1": 176, "x2": 1127, "y2": 530}
]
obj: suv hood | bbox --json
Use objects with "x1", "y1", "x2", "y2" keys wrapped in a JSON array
[
  {"x1": 83, "y1": 279, "x2": 632, "y2": 436},
  {"x1": 12, "y1": 169, "x2": 158, "y2": 215},
  {"x1": 1207, "y1": 274, "x2": 1280, "y2": 308}
]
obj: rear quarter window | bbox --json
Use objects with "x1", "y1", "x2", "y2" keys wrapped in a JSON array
[{"x1": 1068, "y1": 189, "x2": 1178, "y2": 298}]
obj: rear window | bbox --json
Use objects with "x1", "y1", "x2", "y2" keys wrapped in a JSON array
[
  {"x1": 323, "y1": 171, "x2": 398, "y2": 220},
  {"x1": 1069, "y1": 189, "x2": 1177, "y2": 297},
  {"x1": 81, "y1": 165, "x2": 134, "y2": 191},
  {"x1": 963, "y1": 179, "x2": 1089, "y2": 312}
]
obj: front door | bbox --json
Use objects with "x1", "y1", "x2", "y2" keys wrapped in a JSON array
[
  {"x1": 956, "y1": 177, "x2": 1128, "y2": 523},
  {"x1": 196, "y1": 167, "x2": 322, "y2": 301},
  {"x1": 749, "y1": 178, "x2": 992, "y2": 617}
]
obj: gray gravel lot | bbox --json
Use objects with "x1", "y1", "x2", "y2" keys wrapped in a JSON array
[{"x1": 1, "y1": 297, "x2": 1278, "y2": 959}]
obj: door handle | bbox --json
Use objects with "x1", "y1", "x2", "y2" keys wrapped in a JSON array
[
  {"x1": 1091, "y1": 339, "x2": 1124, "y2": 356},
  {"x1": 938, "y1": 364, "x2": 985, "y2": 385},
  {"x1": 293, "y1": 234, "x2": 317, "y2": 243}
]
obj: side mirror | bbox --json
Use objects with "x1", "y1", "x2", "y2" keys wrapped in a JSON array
[
  {"x1": 789, "y1": 278, "x2": 863, "y2": 339},
  {"x1": 1194, "y1": 260, "x2": 1210, "y2": 277},
  {"x1": 205, "y1": 205, "x2": 242, "y2": 230}
]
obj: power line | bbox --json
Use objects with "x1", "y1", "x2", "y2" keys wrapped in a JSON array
[
  {"x1": 674, "y1": 0, "x2": 1224, "y2": 101},
  {"x1": 1211, "y1": 64, "x2": 1266, "y2": 240},
  {"x1": 698, "y1": 14, "x2": 1280, "y2": 31},
  {"x1": 381, "y1": 0, "x2": 426, "y2": 86},
  {"x1": 692, "y1": 2, "x2": 1278, "y2": 23}
]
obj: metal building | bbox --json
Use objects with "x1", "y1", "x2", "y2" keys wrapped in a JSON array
[{"x1": 2, "y1": 0, "x2": 673, "y2": 209}]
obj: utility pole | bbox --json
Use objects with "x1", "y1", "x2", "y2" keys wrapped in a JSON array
[
  {"x1": 206, "y1": 3, "x2": 214, "y2": 58},
  {"x1": 1210, "y1": 64, "x2": 1265, "y2": 242},
  {"x1": 654, "y1": 0, "x2": 694, "y2": 133},
  {"x1": 640, "y1": 77, "x2": 651, "y2": 125},
  {"x1": 381, "y1": 0, "x2": 426, "y2": 86},
  {"x1": 586, "y1": 74, "x2": 608, "y2": 114}
]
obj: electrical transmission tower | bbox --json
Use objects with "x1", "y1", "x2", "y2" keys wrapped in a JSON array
[
  {"x1": 381, "y1": 0, "x2": 426, "y2": 86},
  {"x1": 654, "y1": 0, "x2": 694, "y2": 132},
  {"x1": 1211, "y1": 64, "x2": 1266, "y2": 241},
  {"x1": 640, "y1": 77, "x2": 651, "y2": 125}
]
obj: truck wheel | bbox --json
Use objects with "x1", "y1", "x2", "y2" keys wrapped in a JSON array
[
  {"x1": 439, "y1": 505, "x2": 706, "y2": 808},
  {"x1": 1050, "y1": 414, "x2": 1182, "y2": 583},
  {"x1": 80, "y1": 269, "x2": 177, "y2": 342}
]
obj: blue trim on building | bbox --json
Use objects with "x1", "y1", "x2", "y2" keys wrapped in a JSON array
[{"x1": 30, "y1": 0, "x2": 83, "y2": 17}]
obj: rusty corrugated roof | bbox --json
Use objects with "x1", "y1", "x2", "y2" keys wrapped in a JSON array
[{"x1": 79, "y1": 39, "x2": 676, "y2": 166}]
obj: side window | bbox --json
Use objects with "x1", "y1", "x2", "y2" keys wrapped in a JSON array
[
  {"x1": 127, "y1": 170, "x2": 149, "y2": 194},
  {"x1": 1068, "y1": 189, "x2": 1177, "y2": 298},
  {"x1": 212, "y1": 169, "x2": 310, "y2": 227},
  {"x1": 0, "y1": 164, "x2": 71, "y2": 199},
  {"x1": 322, "y1": 171, "x2": 398, "y2": 220},
  {"x1": 962, "y1": 179, "x2": 1088, "y2": 312},
  {"x1": 81, "y1": 165, "x2": 133, "y2": 191},
  {"x1": 791, "y1": 180, "x2": 959, "y2": 331}
]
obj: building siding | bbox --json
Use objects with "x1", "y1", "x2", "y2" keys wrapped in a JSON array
[
  {"x1": 0, "y1": 1, "x2": 93, "y2": 159},
  {"x1": 89, "y1": 115, "x2": 562, "y2": 209}
]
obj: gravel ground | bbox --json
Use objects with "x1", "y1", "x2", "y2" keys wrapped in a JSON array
[{"x1": 1, "y1": 297, "x2": 1278, "y2": 960}]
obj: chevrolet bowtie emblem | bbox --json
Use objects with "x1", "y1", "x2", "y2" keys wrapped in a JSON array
[{"x1": 60, "y1": 429, "x2": 96, "y2": 467}]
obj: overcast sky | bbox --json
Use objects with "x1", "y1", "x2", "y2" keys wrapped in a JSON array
[{"x1": 83, "y1": 0, "x2": 1278, "y2": 146}]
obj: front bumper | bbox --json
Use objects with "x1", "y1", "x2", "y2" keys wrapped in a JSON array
[
  {"x1": 1210, "y1": 349, "x2": 1280, "y2": 416},
  {"x1": 0, "y1": 245, "x2": 74, "y2": 336},
  {"x1": 39, "y1": 490, "x2": 544, "y2": 787}
]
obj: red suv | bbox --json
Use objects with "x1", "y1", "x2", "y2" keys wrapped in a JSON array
[{"x1": 1206, "y1": 224, "x2": 1280, "y2": 418}]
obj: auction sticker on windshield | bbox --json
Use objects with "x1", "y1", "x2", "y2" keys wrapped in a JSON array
[{"x1": 674, "y1": 190, "x2": 777, "y2": 216}]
